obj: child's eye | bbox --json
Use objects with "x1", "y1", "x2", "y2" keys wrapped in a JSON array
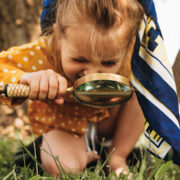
[
  {"x1": 101, "y1": 61, "x2": 116, "y2": 67},
  {"x1": 72, "y1": 58, "x2": 89, "y2": 63}
]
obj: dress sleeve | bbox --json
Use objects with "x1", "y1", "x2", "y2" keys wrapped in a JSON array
[
  {"x1": 0, "y1": 37, "x2": 51, "y2": 106},
  {"x1": 0, "y1": 48, "x2": 27, "y2": 106}
]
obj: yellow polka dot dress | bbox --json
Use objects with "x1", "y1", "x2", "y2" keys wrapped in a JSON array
[{"x1": 0, "y1": 37, "x2": 109, "y2": 136}]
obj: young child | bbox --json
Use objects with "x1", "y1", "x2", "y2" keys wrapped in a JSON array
[
  {"x1": 2, "y1": 0, "x2": 176, "y2": 177},
  {"x1": 0, "y1": 0, "x2": 145, "y2": 176}
]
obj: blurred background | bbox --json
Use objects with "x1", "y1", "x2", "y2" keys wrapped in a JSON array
[
  {"x1": 0, "y1": 0, "x2": 42, "y2": 140},
  {"x1": 154, "y1": 0, "x2": 180, "y2": 66},
  {"x1": 0, "y1": 0, "x2": 42, "y2": 51},
  {"x1": 0, "y1": 0, "x2": 179, "y2": 139},
  {"x1": 154, "y1": 0, "x2": 180, "y2": 102}
]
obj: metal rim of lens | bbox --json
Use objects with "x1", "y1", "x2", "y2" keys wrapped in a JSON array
[
  {"x1": 74, "y1": 73, "x2": 131, "y2": 90},
  {"x1": 74, "y1": 90, "x2": 133, "y2": 108}
]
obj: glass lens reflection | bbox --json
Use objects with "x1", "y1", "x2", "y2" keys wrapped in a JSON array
[{"x1": 74, "y1": 80, "x2": 132, "y2": 107}]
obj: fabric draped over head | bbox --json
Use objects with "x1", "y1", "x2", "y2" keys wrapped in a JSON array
[
  {"x1": 132, "y1": 0, "x2": 180, "y2": 164},
  {"x1": 41, "y1": 0, "x2": 57, "y2": 33},
  {"x1": 40, "y1": 0, "x2": 180, "y2": 164}
]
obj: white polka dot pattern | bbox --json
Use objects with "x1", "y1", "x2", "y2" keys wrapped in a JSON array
[
  {"x1": 3, "y1": 69, "x2": 8, "y2": 72},
  {"x1": 32, "y1": 66, "x2": 37, "y2": 71},
  {"x1": 29, "y1": 51, "x2": 34, "y2": 56},
  {"x1": 36, "y1": 46, "x2": 41, "y2": 50},
  {"x1": 8, "y1": 54, "x2": 13, "y2": 59},
  {"x1": 0, "y1": 36, "x2": 110, "y2": 136},
  {"x1": 17, "y1": 63, "x2": 22, "y2": 68},
  {"x1": 38, "y1": 60, "x2": 43, "y2": 64},
  {"x1": 0, "y1": 82, "x2": 4, "y2": 86},
  {"x1": 11, "y1": 77, "x2": 16, "y2": 82},
  {"x1": 23, "y1": 57, "x2": 28, "y2": 62}
]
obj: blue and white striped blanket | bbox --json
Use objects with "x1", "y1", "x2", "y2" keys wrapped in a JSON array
[{"x1": 132, "y1": 0, "x2": 180, "y2": 164}]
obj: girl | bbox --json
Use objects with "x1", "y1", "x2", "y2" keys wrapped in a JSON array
[
  {"x1": 1, "y1": 0, "x2": 179, "y2": 177},
  {"x1": 0, "y1": 0, "x2": 145, "y2": 176}
]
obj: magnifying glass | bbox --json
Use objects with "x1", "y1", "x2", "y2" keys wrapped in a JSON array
[{"x1": 0, "y1": 73, "x2": 133, "y2": 108}]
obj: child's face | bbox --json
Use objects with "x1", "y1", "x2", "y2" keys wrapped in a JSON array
[{"x1": 59, "y1": 23, "x2": 128, "y2": 83}]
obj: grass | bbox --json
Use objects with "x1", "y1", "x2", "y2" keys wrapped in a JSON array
[{"x1": 0, "y1": 137, "x2": 180, "y2": 180}]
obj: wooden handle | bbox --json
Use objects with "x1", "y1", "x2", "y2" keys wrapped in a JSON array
[
  {"x1": 0, "y1": 84, "x2": 30, "y2": 98},
  {"x1": 0, "y1": 84, "x2": 73, "y2": 98}
]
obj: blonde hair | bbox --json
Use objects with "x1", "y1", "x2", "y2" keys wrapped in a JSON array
[{"x1": 45, "y1": 0, "x2": 144, "y2": 76}]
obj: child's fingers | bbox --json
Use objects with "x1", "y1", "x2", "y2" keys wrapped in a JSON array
[
  {"x1": 86, "y1": 151, "x2": 100, "y2": 164},
  {"x1": 115, "y1": 168, "x2": 128, "y2": 175},
  {"x1": 57, "y1": 75, "x2": 67, "y2": 97},
  {"x1": 20, "y1": 73, "x2": 29, "y2": 85},
  {"x1": 39, "y1": 76, "x2": 49, "y2": 100},
  {"x1": 54, "y1": 75, "x2": 67, "y2": 104},
  {"x1": 20, "y1": 73, "x2": 40, "y2": 99},
  {"x1": 115, "y1": 168, "x2": 132, "y2": 179},
  {"x1": 29, "y1": 79, "x2": 40, "y2": 99},
  {"x1": 20, "y1": 71, "x2": 67, "y2": 102},
  {"x1": 48, "y1": 75, "x2": 58, "y2": 100}
]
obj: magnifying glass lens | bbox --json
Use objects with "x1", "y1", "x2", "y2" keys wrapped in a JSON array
[{"x1": 74, "y1": 80, "x2": 132, "y2": 107}]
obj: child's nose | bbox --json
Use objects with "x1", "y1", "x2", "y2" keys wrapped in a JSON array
[{"x1": 83, "y1": 68, "x2": 102, "y2": 76}]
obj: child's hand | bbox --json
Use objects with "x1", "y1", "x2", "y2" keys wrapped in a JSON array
[
  {"x1": 109, "y1": 155, "x2": 130, "y2": 177},
  {"x1": 20, "y1": 69, "x2": 67, "y2": 104},
  {"x1": 87, "y1": 151, "x2": 100, "y2": 164}
]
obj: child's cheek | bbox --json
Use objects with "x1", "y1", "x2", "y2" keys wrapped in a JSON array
[{"x1": 62, "y1": 63, "x2": 81, "y2": 80}]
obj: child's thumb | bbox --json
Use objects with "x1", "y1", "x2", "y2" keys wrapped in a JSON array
[{"x1": 86, "y1": 151, "x2": 99, "y2": 164}]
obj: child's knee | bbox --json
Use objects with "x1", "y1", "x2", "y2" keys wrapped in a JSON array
[
  {"x1": 42, "y1": 154, "x2": 87, "y2": 176},
  {"x1": 40, "y1": 129, "x2": 88, "y2": 176}
]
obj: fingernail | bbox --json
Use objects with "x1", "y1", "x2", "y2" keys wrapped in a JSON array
[{"x1": 55, "y1": 98, "x2": 64, "y2": 104}]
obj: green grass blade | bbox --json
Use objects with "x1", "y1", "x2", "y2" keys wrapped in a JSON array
[
  {"x1": 155, "y1": 161, "x2": 173, "y2": 180},
  {"x1": 135, "y1": 153, "x2": 147, "y2": 180},
  {"x1": 2, "y1": 169, "x2": 14, "y2": 180},
  {"x1": 19, "y1": 140, "x2": 44, "y2": 172},
  {"x1": 29, "y1": 175, "x2": 40, "y2": 180},
  {"x1": 97, "y1": 149, "x2": 114, "y2": 173}
]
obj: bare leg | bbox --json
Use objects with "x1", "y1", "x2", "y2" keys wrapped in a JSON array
[{"x1": 40, "y1": 129, "x2": 99, "y2": 177}]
